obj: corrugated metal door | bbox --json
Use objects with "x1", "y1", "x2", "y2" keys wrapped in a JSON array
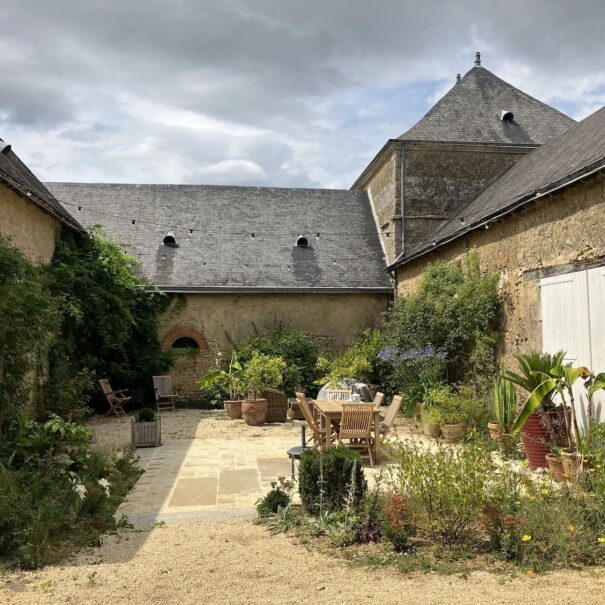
[{"x1": 540, "y1": 267, "x2": 605, "y2": 427}]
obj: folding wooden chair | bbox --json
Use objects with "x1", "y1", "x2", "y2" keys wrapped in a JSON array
[
  {"x1": 324, "y1": 388, "x2": 352, "y2": 401},
  {"x1": 378, "y1": 395, "x2": 402, "y2": 444},
  {"x1": 338, "y1": 403, "x2": 375, "y2": 466},
  {"x1": 296, "y1": 392, "x2": 333, "y2": 450},
  {"x1": 153, "y1": 375, "x2": 177, "y2": 412},
  {"x1": 99, "y1": 379, "x2": 130, "y2": 417},
  {"x1": 373, "y1": 391, "x2": 385, "y2": 408}
]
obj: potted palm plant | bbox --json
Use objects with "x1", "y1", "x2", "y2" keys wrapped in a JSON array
[
  {"x1": 241, "y1": 353, "x2": 286, "y2": 426},
  {"x1": 509, "y1": 351, "x2": 605, "y2": 477},
  {"x1": 198, "y1": 351, "x2": 244, "y2": 419},
  {"x1": 502, "y1": 351, "x2": 568, "y2": 470}
]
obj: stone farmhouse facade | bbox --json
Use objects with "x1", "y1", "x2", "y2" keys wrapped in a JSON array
[
  {"x1": 0, "y1": 138, "x2": 83, "y2": 264},
  {"x1": 3, "y1": 53, "x2": 603, "y2": 398}
]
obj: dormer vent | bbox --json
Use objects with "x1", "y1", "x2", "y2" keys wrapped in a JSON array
[
  {"x1": 163, "y1": 231, "x2": 177, "y2": 247},
  {"x1": 500, "y1": 110, "x2": 515, "y2": 122},
  {"x1": 295, "y1": 235, "x2": 309, "y2": 248}
]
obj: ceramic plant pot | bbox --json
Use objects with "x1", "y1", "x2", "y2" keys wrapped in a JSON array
[
  {"x1": 441, "y1": 423, "x2": 466, "y2": 443},
  {"x1": 422, "y1": 422, "x2": 441, "y2": 438},
  {"x1": 242, "y1": 398, "x2": 268, "y2": 426},
  {"x1": 520, "y1": 410, "x2": 567, "y2": 471},
  {"x1": 545, "y1": 453, "x2": 564, "y2": 482},
  {"x1": 224, "y1": 400, "x2": 243, "y2": 419},
  {"x1": 561, "y1": 451, "x2": 582, "y2": 482},
  {"x1": 487, "y1": 421, "x2": 501, "y2": 441}
]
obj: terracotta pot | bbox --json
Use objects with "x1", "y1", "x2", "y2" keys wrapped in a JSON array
[
  {"x1": 442, "y1": 423, "x2": 466, "y2": 443},
  {"x1": 242, "y1": 398, "x2": 268, "y2": 426},
  {"x1": 487, "y1": 421, "x2": 501, "y2": 441},
  {"x1": 422, "y1": 422, "x2": 441, "y2": 438},
  {"x1": 561, "y1": 451, "x2": 582, "y2": 482},
  {"x1": 545, "y1": 453, "x2": 564, "y2": 482},
  {"x1": 224, "y1": 400, "x2": 243, "y2": 420},
  {"x1": 520, "y1": 410, "x2": 567, "y2": 471}
]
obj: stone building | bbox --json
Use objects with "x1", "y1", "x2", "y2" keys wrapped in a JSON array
[
  {"x1": 352, "y1": 53, "x2": 575, "y2": 263},
  {"x1": 0, "y1": 138, "x2": 83, "y2": 263},
  {"x1": 389, "y1": 104, "x2": 605, "y2": 395},
  {"x1": 48, "y1": 183, "x2": 391, "y2": 396}
]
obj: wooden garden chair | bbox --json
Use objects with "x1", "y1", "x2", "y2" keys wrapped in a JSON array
[
  {"x1": 373, "y1": 391, "x2": 385, "y2": 408},
  {"x1": 338, "y1": 403, "x2": 375, "y2": 467},
  {"x1": 153, "y1": 375, "x2": 177, "y2": 412},
  {"x1": 324, "y1": 388, "x2": 352, "y2": 401},
  {"x1": 378, "y1": 395, "x2": 402, "y2": 444},
  {"x1": 99, "y1": 379, "x2": 130, "y2": 417},
  {"x1": 296, "y1": 392, "x2": 333, "y2": 450}
]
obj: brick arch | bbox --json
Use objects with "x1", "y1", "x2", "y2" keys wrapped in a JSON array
[{"x1": 161, "y1": 324, "x2": 209, "y2": 353}]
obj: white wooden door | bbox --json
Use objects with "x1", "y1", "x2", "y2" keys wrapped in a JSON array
[{"x1": 540, "y1": 267, "x2": 605, "y2": 428}]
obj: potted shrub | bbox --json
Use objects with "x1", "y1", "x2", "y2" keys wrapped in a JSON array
[
  {"x1": 241, "y1": 353, "x2": 286, "y2": 426},
  {"x1": 131, "y1": 407, "x2": 161, "y2": 448},
  {"x1": 545, "y1": 445, "x2": 565, "y2": 482},
  {"x1": 440, "y1": 403, "x2": 466, "y2": 443},
  {"x1": 490, "y1": 372, "x2": 517, "y2": 452},
  {"x1": 198, "y1": 351, "x2": 244, "y2": 419},
  {"x1": 503, "y1": 351, "x2": 568, "y2": 470},
  {"x1": 420, "y1": 405, "x2": 442, "y2": 438},
  {"x1": 508, "y1": 351, "x2": 605, "y2": 476}
]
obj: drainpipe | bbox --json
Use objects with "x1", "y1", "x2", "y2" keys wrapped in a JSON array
[{"x1": 399, "y1": 143, "x2": 405, "y2": 260}]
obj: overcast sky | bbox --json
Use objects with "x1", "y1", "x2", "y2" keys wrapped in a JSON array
[{"x1": 1, "y1": 1, "x2": 604, "y2": 189}]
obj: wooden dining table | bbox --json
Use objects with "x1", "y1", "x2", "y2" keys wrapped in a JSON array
[{"x1": 312, "y1": 399, "x2": 382, "y2": 463}]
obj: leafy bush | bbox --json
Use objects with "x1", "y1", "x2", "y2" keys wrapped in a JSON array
[
  {"x1": 45, "y1": 228, "x2": 173, "y2": 414},
  {"x1": 136, "y1": 408, "x2": 156, "y2": 422},
  {"x1": 236, "y1": 325, "x2": 319, "y2": 396},
  {"x1": 256, "y1": 477, "x2": 293, "y2": 518},
  {"x1": 380, "y1": 494, "x2": 416, "y2": 552},
  {"x1": 384, "y1": 252, "x2": 501, "y2": 384},
  {"x1": 241, "y1": 353, "x2": 286, "y2": 398},
  {"x1": 298, "y1": 447, "x2": 367, "y2": 515},
  {"x1": 317, "y1": 328, "x2": 387, "y2": 388},
  {"x1": 0, "y1": 414, "x2": 141, "y2": 568}
]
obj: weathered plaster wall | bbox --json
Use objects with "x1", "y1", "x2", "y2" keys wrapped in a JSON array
[
  {"x1": 0, "y1": 184, "x2": 60, "y2": 265},
  {"x1": 158, "y1": 292, "x2": 390, "y2": 397},
  {"x1": 395, "y1": 173, "x2": 605, "y2": 366},
  {"x1": 363, "y1": 149, "x2": 400, "y2": 264},
  {"x1": 402, "y1": 143, "x2": 530, "y2": 254}
]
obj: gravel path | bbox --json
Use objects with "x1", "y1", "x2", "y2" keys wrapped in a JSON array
[{"x1": 2, "y1": 520, "x2": 603, "y2": 605}]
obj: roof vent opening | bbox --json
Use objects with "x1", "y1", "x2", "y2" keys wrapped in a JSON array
[
  {"x1": 163, "y1": 231, "x2": 178, "y2": 247},
  {"x1": 0, "y1": 140, "x2": 11, "y2": 155},
  {"x1": 500, "y1": 110, "x2": 515, "y2": 123},
  {"x1": 295, "y1": 235, "x2": 309, "y2": 248}
]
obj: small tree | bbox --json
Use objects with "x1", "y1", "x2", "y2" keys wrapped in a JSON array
[{"x1": 241, "y1": 353, "x2": 286, "y2": 400}]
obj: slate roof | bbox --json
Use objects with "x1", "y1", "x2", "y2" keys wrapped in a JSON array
[
  {"x1": 391, "y1": 105, "x2": 605, "y2": 269},
  {"x1": 399, "y1": 66, "x2": 575, "y2": 145},
  {"x1": 0, "y1": 141, "x2": 83, "y2": 233},
  {"x1": 47, "y1": 183, "x2": 392, "y2": 292}
]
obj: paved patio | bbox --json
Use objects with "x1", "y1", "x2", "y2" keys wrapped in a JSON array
[{"x1": 87, "y1": 410, "x2": 395, "y2": 527}]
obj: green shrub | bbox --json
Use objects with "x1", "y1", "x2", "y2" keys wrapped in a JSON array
[
  {"x1": 236, "y1": 325, "x2": 319, "y2": 396},
  {"x1": 256, "y1": 477, "x2": 293, "y2": 518},
  {"x1": 380, "y1": 494, "x2": 416, "y2": 552},
  {"x1": 384, "y1": 252, "x2": 501, "y2": 384},
  {"x1": 137, "y1": 408, "x2": 156, "y2": 422},
  {"x1": 298, "y1": 447, "x2": 367, "y2": 515}
]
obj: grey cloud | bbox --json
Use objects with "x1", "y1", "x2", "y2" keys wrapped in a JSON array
[{"x1": 0, "y1": 0, "x2": 603, "y2": 187}]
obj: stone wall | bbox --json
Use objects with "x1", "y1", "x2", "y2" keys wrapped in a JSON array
[
  {"x1": 0, "y1": 184, "x2": 60, "y2": 265},
  {"x1": 158, "y1": 292, "x2": 390, "y2": 397},
  {"x1": 402, "y1": 142, "x2": 530, "y2": 254},
  {"x1": 395, "y1": 172, "x2": 605, "y2": 366},
  {"x1": 362, "y1": 148, "x2": 400, "y2": 265}
]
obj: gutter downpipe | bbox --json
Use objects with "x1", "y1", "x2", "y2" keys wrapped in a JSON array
[{"x1": 396, "y1": 142, "x2": 405, "y2": 298}]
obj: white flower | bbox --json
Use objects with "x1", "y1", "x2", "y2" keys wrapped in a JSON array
[
  {"x1": 72, "y1": 483, "x2": 88, "y2": 501},
  {"x1": 98, "y1": 478, "x2": 111, "y2": 497}
]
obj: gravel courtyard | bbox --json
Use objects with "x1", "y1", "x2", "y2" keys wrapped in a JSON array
[{"x1": 1, "y1": 520, "x2": 603, "y2": 605}]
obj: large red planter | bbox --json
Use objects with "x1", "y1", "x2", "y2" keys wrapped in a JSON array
[{"x1": 520, "y1": 410, "x2": 567, "y2": 471}]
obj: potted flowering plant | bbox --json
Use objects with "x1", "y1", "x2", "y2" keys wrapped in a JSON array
[
  {"x1": 241, "y1": 353, "x2": 286, "y2": 426},
  {"x1": 131, "y1": 407, "x2": 161, "y2": 447},
  {"x1": 198, "y1": 351, "x2": 244, "y2": 419}
]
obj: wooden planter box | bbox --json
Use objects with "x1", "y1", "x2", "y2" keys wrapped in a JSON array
[{"x1": 131, "y1": 416, "x2": 161, "y2": 448}]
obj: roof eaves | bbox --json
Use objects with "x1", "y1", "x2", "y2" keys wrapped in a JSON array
[
  {"x1": 388, "y1": 156, "x2": 605, "y2": 271},
  {"x1": 0, "y1": 171, "x2": 85, "y2": 233},
  {"x1": 152, "y1": 285, "x2": 394, "y2": 295},
  {"x1": 351, "y1": 139, "x2": 401, "y2": 189}
]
